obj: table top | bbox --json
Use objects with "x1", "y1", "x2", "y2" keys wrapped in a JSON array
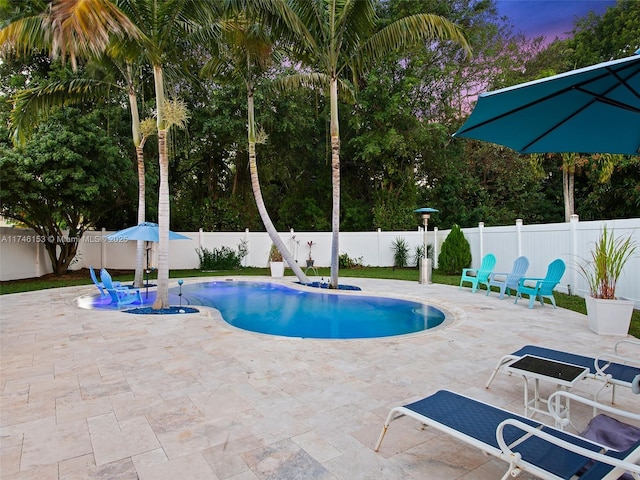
[{"x1": 506, "y1": 355, "x2": 589, "y2": 387}]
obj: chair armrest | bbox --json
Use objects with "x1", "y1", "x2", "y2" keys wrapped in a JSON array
[
  {"x1": 595, "y1": 346, "x2": 640, "y2": 378},
  {"x1": 548, "y1": 391, "x2": 640, "y2": 427},
  {"x1": 461, "y1": 268, "x2": 478, "y2": 277},
  {"x1": 489, "y1": 272, "x2": 508, "y2": 281},
  {"x1": 518, "y1": 277, "x2": 543, "y2": 287},
  {"x1": 496, "y1": 418, "x2": 640, "y2": 476}
]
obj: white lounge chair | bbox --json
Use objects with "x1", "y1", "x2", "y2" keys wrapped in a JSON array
[
  {"x1": 485, "y1": 341, "x2": 640, "y2": 404},
  {"x1": 375, "y1": 389, "x2": 640, "y2": 480}
]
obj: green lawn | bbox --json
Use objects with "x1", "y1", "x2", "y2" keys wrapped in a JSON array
[{"x1": 2, "y1": 266, "x2": 638, "y2": 338}]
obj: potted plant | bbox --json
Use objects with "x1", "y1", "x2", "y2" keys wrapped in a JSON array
[
  {"x1": 306, "y1": 241, "x2": 315, "y2": 268},
  {"x1": 268, "y1": 244, "x2": 285, "y2": 277},
  {"x1": 577, "y1": 226, "x2": 637, "y2": 336}
]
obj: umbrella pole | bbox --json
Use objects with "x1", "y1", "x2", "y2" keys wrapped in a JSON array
[{"x1": 145, "y1": 242, "x2": 150, "y2": 299}]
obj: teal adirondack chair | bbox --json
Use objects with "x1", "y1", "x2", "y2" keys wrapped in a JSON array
[
  {"x1": 487, "y1": 256, "x2": 529, "y2": 299},
  {"x1": 515, "y1": 259, "x2": 566, "y2": 308},
  {"x1": 459, "y1": 253, "x2": 497, "y2": 293},
  {"x1": 90, "y1": 265, "x2": 120, "y2": 296},
  {"x1": 100, "y1": 268, "x2": 142, "y2": 307}
]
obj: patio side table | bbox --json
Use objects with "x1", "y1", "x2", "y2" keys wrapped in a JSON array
[{"x1": 505, "y1": 354, "x2": 589, "y2": 426}]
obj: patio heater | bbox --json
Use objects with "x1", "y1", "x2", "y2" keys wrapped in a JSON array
[{"x1": 414, "y1": 208, "x2": 439, "y2": 284}]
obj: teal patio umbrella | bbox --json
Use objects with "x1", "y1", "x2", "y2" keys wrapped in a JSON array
[
  {"x1": 453, "y1": 49, "x2": 640, "y2": 155},
  {"x1": 105, "y1": 222, "x2": 190, "y2": 292},
  {"x1": 105, "y1": 222, "x2": 191, "y2": 243}
]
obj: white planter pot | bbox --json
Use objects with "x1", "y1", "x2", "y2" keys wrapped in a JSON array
[
  {"x1": 269, "y1": 261, "x2": 285, "y2": 277},
  {"x1": 585, "y1": 296, "x2": 634, "y2": 336}
]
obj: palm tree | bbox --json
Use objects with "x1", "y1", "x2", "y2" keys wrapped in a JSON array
[
  {"x1": 116, "y1": 0, "x2": 220, "y2": 308},
  {"x1": 201, "y1": 15, "x2": 311, "y2": 284},
  {"x1": 286, "y1": 0, "x2": 471, "y2": 288},
  {"x1": 0, "y1": 0, "x2": 139, "y2": 69}
]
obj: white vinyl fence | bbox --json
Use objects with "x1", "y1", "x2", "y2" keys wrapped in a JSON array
[{"x1": 1, "y1": 216, "x2": 639, "y2": 307}]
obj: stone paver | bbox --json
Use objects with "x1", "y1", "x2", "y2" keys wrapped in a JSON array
[{"x1": 1, "y1": 276, "x2": 638, "y2": 479}]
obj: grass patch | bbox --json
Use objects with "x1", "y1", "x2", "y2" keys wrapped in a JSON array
[{"x1": 2, "y1": 266, "x2": 637, "y2": 338}]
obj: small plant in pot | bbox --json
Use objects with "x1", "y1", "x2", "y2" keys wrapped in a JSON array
[
  {"x1": 306, "y1": 241, "x2": 315, "y2": 267},
  {"x1": 577, "y1": 226, "x2": 637, "y2": 336},
  {"x1": 268, "y1": 244, "x2": 285, "y2": 277}
]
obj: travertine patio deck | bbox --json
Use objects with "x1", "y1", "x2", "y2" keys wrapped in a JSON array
[{"x1": 1, "y1": 277, "x2": 638, "y2": 479}]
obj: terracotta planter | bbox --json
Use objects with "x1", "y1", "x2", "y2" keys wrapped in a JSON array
[
  {"x1": 585, "y1": 296, "x2": 634, "y2": 336},
  {"x1": 269, "y1": 261, "x2": 284, "y2": 277}
]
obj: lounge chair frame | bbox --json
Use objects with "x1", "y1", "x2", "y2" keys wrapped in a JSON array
[
  {"x1": 486, "y1": 341, "x2": 640, "y2": 404},
  {"x1": 375, "y1": 389, "x2": 640, "y2": 480}
]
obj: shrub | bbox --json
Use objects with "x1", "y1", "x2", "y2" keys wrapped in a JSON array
[
  {"x1": 438, "y1": 224, "x2": 471, "y2": 274},
  {"x1": 268, "y1": 244, "x2": 283, "y2": 262},
  {"x1": 339, "y1": 252, "x2": 364, "y2": 269},
  {"x1": 391, "y1": 237, "x2": 410, "y2": 268},
  {"x1": 196, "y1": 240, "x2": 248, "y2": 270}
]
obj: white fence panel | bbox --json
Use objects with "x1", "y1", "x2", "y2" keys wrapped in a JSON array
[{"x1": 2, "y1": 218, "x2": 639, "y2": 307}]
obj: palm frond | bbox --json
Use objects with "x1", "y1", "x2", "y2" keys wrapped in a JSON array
[
  {"x1": 271, "y1": 71, "x2": 355, "y2": 103},
  {"x1": 11, "y1": 78, "x2": 121, "y2": 145},
  {"x1": 355, "y1": 13, "x2": 471, "y2": 72}
]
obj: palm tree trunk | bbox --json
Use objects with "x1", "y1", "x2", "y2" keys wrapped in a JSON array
[
  {"x1": 128, "y1": 67, "x2": 146, "y2": 287},
  {"x1": 134, "y1": 145, "x2": 146, "y2": 287},
  {"x1": 329, "y1": 76, "x2": 340, "y2": 288},
  {"x1": 155, "y1": 128, "x2": 170, "y2": 309},
  {"x1": 246, "y1": 85, "x2": 310, "y2": 283},
  {"x1": 152, "y1": 64, "x2": 170, "y2": 309}
]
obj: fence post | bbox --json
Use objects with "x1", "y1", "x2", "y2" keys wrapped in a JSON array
[
  {"x1": 479, "y1": 222, "x2": 485, "y2": 263},
  {"x1": 244, "y1": 228, "x2": 249, "y2": 267},
  {"x1": 570, "y1": 214, "x2": 579, "y2": 295},
  {"x1": 433, "y1": 227, "x2": 439, "y2": 269},
  {"x1": 516, "y1": 219, "x2": 523, "y2": 257},
  {"x1": 101, "y1": 227, "x2": 106, "y2": 268},
  {"x1": 377, "y1": 228, "x2": 381, "y2": 267}
]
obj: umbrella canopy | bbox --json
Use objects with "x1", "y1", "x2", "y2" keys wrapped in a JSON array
[
  {"x1": 105, "y1": 222, "x2": 191, "y2": 242},
  {"x1": 453, "y1": 49, "x2": 640, "y2": 155}
]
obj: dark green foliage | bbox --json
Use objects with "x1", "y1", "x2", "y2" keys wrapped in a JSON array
[
  {"x1": 339, "y1": 253, "x2": 364, "y2": 269},
  {"x1": 437, "y1": 224, "x2": 472, "y2": 274},
  {"x1": 0, "y1": 107, "x2": 134, "y2": 274},
  {"x1": 391, "y1": 237, "x2": 410, "y2": 268},
  {"x1": 196, "y1": 241, "x2": 248, "y2": 270}
]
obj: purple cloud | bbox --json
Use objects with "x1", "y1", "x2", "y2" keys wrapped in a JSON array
[{"x1": 496, "y1": 0, "x2": 616, "y2": 40}]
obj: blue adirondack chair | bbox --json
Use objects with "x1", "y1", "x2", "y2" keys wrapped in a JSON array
[
  {"x1": 459, "y1": 253, "x2": 497, "y2": 293},
  {"x1": 515, "y1": 258, "x2": 566, "y2": 308},
  {"x1": 89, "y1": 266, "x2": 120, "y2": 296},
  {"x1": 100, "y1": 268, "x2": 142, "y2": 307},
  {"x1": 487, "y1": 256, "x2": 529, "y2": 299}
]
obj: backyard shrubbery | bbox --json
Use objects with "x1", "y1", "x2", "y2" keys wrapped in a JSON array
[
  {"x1": 196, "y1": 240, "x2": 248, "y2": 270},
  {"x1": 437, "y1": 224, "x2": 472, "y2": 274}
]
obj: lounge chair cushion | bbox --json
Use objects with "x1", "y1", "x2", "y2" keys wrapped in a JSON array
[{"x1": 581, "y1": 413, "x2": 640, "y2": 453}]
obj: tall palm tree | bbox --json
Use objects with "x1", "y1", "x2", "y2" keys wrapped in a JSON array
[
  {"x1": 117, "y1": 0, "x2": 220, "y2": 308},
  {"x1": 201, "y1": 15, "x2": 311, "y2": 284},
  {"x1": 286, "y1": 0, "x2": 471, "y2": 288}
]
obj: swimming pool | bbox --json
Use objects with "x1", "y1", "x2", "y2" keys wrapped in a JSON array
[{"x1": 178, "y1": 281, "x2": 446, "y2": 339}]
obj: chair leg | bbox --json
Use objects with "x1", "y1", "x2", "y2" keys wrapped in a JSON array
[{"x1": 528, "y1": 295, "x2": 535, "y2": 309}]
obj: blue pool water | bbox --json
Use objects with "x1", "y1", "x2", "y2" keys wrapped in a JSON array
[{"x1": 178, "y1": 281, "x2": 446, "y2": 339}]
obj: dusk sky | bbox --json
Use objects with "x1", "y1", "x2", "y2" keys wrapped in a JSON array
[{"x1": 496, "y1": 0, "x2": 616, "y2": 40}]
